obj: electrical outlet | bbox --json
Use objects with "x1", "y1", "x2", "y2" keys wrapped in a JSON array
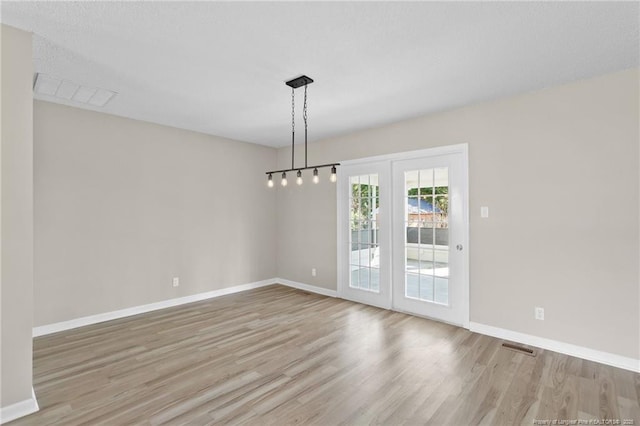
[
  {"x1": 535, "y1": 307, "x2": 544, "y2": 320},
  {"x1": 311, "y1": 268, "x2": 317, "y2": 277},
  {"x1": 172, "y1": 277, "x2": 180, "y2": 287}
]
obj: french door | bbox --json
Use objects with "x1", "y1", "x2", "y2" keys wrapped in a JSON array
[
  {"x1": 337, "y1": 145, "x2": 468, "y2": 327},
  {"x1": 391, "y1": 153, "x2": 467, "y2": 325},
  {"x1": 337, "y1": 161, "x2": 392, "y2": 309}
]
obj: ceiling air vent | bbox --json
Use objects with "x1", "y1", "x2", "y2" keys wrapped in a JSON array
[{"x1": 33, "y1": 73, "x2": 117, "y2": 107}]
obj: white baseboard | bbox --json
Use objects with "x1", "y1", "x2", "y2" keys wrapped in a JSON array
[
  {"x1": 274, "y1": 278, "x2": 338, "y2": 298},
  {"x1": 33, "y1": 279, "x2": 278, "y2": 337},
  {"x1": 0, "y1": 388, "x2": 39, "y2": 424},
  {"x1": 470, "y1": 321, "x2": 640, "y2": 373},
  {"x1": 33, "y1": 278, "x2": 337, "y2": 337}
]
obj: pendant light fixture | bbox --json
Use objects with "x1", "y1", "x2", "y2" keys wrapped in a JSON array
[{"x1": 266, "y1": 75, "x2": 339, "y2": 187}]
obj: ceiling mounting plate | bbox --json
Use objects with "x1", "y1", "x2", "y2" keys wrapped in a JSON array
[{"x1": 285, "y1": 75, "x2": 314, "y2": 89}]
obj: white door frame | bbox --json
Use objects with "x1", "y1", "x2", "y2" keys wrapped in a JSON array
[{"x1": 336, "y1": 143, "x2": 469, "y2": 329}]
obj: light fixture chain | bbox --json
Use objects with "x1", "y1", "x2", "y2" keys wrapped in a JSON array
[
  {"x1": 304, "y1": 83, "x2": 308, "y2": 168},
  {"x1": 291, "y1": 87, "x2": 295, "y2": 135},
  {"x1": 291, "y1": 87, "x2": 295, "y2": 170},
  {"x1": 303, "y1": 84, "x2": 308, "y2": 129}
]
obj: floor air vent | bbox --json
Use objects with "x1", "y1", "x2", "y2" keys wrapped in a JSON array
[{"x1": 501, "y1": 342, "x2": 536, "y2": 356}]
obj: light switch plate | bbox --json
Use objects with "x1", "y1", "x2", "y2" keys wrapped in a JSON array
[{"x1": 481, "y1": 206, "x2": 489, "y2": 218}]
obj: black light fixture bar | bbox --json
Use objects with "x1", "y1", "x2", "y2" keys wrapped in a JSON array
[{"x1": 265, "y1": 163, "x2": 340, "y2": 175}]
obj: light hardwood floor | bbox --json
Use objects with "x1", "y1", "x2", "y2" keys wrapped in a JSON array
[{"x1": 10, "y1": 285, "x2": 640, "y2": 425}]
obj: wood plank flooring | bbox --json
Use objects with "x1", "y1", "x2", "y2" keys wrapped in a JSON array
[{"x1": 10, "y1": 285, "x2": 640, "y2": 425}]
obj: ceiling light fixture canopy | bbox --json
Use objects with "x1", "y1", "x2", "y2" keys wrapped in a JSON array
[{"x1": 266, "y1": 75, "x2": 339, "y2": 187}]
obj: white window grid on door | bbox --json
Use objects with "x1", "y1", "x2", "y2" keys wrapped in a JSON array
[
  {"x1": 403, "y1": 167, "x2": 450, "y2": 305},
  {"x1": 348, "y1": 174, "x2": 381, "y2": 292}
]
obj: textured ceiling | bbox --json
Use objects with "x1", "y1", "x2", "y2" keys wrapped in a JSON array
[{"x1": 1, "y1": 1, "x2": 638, "y2": 147}]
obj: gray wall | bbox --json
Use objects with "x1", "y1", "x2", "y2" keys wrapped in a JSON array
[
  {"x1": 34, "y1": 101, "x2": 277, "y2": 326},
  {"x1": 276, "y1": 68, "x2": 640, "y2": 360},
  {"x1": 1, "y1": 24, "x2": 34, "y2": 407}
]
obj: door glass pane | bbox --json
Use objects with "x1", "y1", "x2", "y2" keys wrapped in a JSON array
[
  {"x1": 370, "y1": 222, "x2": 378, "y2": 246},
  {"x1": 419, "y1": 248, "x2": 434, "y2": 274},
  {"x1": 348, "y1": 173, "x2": 380, "y2": 292},
  {"x1": 350, "y1": 176, "x2": 360, "y2": 198},
  {"x1": 406, "y1": 273, "x2": 420, "y2": 298},
  {"x1": 350, "y1": 267, "x2": 359, "y2": 290},
  {"x1": 370, "y1": 244, "x2": 380, "y2": 268},
  {"x1": 372, "y1": 198, "x2": 380, "y2": 222},
  {"x1": 434, "y1": 277, "x2": 449, "y2": 305},
  {"x1": 370, "y1": 268, "x2": 380, "y2": 291},
  {"x1": 359, "y1": 245, "x2": 371, "y2": 267},
  {"x1": 405, "y1": 170, "x2": 419, "y2": 195},
  {"x1": 404, "y1": 168, "x2": 449, "y2": 305},
  {"x1": 419, "y1": 275, "x2": 434, "y2": 301},
  {"x1": 405, "y1": 245, "x2": 418, "y2": 273},
  {"x1": 360, "y1": 268, "x2": 370, "y2": 290},
  {"x1": 407, "y1": 197, "x2": 419, "y2": 223},
  {"x1": 433, "y1": 249, "x2": 449, "y2": 277}
]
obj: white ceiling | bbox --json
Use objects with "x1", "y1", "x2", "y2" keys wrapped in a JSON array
[{"x1": 1, "y1": 1, "x2": 638, "y2": 148}]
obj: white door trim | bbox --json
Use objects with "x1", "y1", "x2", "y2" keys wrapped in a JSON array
[
  {"x1": 340, "y1": 144, "x2": 469, "y2": 166},
  {"x1": 337, "y1": 143, "x2": 469, "y2": 329}
]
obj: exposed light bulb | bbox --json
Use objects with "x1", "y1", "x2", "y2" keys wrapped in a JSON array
[
  {"x1": 267, "y1": 174, "x2": 274, "y2": 188},
  {"x1": 313, "y1": 168, "x2": 319, "y2": 184},
  {"x1": 330, "y1": 166, "x2": 337, "y2": 183},
  {"x1": 296, "y1": 170, "x2": 303, "y2": 185},
  {"x1": 281, "y1": 172, "x2": 288, "y2": 187}
]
